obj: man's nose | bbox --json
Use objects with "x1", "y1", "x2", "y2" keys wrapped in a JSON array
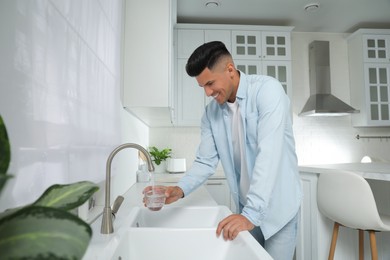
[{"x1": 204, "y1": 87, "x2": 213, "y2": 97}]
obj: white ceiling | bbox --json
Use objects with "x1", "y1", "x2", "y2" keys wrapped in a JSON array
[{"x1": 177, "y1": 0, "x2": 390, "y2": 33}]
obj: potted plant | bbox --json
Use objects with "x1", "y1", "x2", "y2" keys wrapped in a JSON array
[
  {"x1": 0, "y1": 115, "x2": 98, "y2": 259},
  {"x1": 148, "y1": 146, "x2": 172, "y2": 172}
]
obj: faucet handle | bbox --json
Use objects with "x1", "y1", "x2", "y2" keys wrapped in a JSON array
[{"x1": 111, "y1": 195, "x2": 124, "y2": 217}]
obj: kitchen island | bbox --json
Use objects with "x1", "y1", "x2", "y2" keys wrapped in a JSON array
[{"x1": 297, "y1": 162, "x2": 390, "y2": 260}]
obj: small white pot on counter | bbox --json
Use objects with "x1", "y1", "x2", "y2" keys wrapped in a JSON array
[
  {"x1": 166, "y1": 158, "x2": 186, "y2": 173},
  {"x1": 153, "y1": 161, "x2": 167, "y2": 173}
]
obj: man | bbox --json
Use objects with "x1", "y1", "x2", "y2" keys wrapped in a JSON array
[{"x1": 163, "y1": 41, "x2": 302, "y2": 259}]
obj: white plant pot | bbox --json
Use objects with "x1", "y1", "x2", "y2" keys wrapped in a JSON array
[{"x1": 153, "y1": 162, "x2": 167, "y2": 173}]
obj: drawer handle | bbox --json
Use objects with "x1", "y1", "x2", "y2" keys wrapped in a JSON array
[{"x1": 206, "y1": 182, "x2": 223, "y2": 186}]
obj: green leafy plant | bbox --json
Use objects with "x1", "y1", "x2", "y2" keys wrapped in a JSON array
[
  {"x1": 148, "y1": 146, "x2": 172, "y2": 166},
  {"x1": 0, "y1": 115, "x2": 99, "y2": 259}
]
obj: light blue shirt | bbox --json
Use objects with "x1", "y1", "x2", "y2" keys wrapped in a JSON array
[{"x1": 178, "y1": 72, "x2": 302, "y2": 239}]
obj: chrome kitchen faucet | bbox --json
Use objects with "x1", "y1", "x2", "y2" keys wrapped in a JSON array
[{"x1": 101, "y1": 143, "x2": 155, "y2": 234}]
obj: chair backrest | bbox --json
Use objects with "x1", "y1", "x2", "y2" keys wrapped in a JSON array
[{"x1": 317, "y1": 170, "x2": 386, "y2": 231}]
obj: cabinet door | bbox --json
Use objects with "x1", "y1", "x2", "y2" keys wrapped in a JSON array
[
  {"x1": 262, "y1": 60, "x2": 292, "y2": 97},
  {"x1": 231, "y1": 31, "x2": 262, "y2": 60},
  {"x1": 123, "y1": 0, "x2": 173, "y2": 108},
  {"x1": 364, "y1": 63, "x2": 390, "y2": 125},
  {"x1": 235, "y1": 60, "x2": 261, "y2": 75},
  {"x1": 297, "y1": 173, "x2": 320, "y2": 260},
  {"x1": 205, "y1": 30, "x2": 232, "y2": 51},
  {"x1": 177, "y1": 29, "x2": 204, "y2": 58},
  {"x1": 204, "y1": 179, "x2": 232, "y2": 210},
  {"x1": 176, "y1": 59, "x2": 206, "y2": 126},
  {"x1": 363, "y1": 35, "x2": 390, "y2": 63},
  {"x1": 261, "y1": 32, "x2": 291, "y2": 60},
  {"x1": 234, "y1": 60, "x2": 292, "y2": 98}
]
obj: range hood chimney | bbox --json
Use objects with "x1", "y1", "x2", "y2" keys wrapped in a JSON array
[{"x1": 299, "y1": 41, "x2": 359, "y2": 116}]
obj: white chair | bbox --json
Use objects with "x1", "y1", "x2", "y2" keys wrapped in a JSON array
[{"x1": 317, "y1": 170, "x2": 390, "y2": 260}]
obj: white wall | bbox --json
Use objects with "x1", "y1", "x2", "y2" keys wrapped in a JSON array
[
  {"x1": 0, "y1": 0, "x2": 148, "y2": 211},
  {"x1": 150, "y1": 32, "x2": 390, "y2": 168}
]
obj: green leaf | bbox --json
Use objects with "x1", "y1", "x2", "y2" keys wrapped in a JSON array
[
  {"x1": 0, "y1": 174, "x2": 13, "y2": 193},
  {"x1": 148, "y1": 146, "x2": 172, "y2": 166},
  {"x1": 33, "y1": 181, "x2": 99, "y2": 211},
  {"x1": 0, "y1": 205, "x2": 92, "y2": 259},
  {"x1": 0, "y1": 115, "x2": 11, "y2": 175}
]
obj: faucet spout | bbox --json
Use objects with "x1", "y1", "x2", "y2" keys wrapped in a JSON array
[{"x1": 101, "y1": 143, "x2": 154, "y2": 234}]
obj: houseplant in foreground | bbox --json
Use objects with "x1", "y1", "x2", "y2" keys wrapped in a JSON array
[{"x1": 0, "y1": 115, "x2": 99, "y2": 259}]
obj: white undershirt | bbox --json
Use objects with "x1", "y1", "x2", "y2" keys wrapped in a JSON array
[{"x1": 227, "y1": 100, "x2": 250, "y2": 205}]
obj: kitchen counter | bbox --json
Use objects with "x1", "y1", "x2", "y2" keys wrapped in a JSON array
[
  {"x1": 153, "y1": 168, "x2": 227, "y2": 182},
  {"x1": 299, "y1": 162, "x2": 390, "y2": 181}
]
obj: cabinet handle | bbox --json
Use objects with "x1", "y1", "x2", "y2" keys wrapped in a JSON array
[{"x1": 206, "y1": 182, "x2": 223, "y2": 186}]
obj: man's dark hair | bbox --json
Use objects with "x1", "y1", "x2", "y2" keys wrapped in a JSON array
[{"x1": 186, "y1": 41, "x2": 231, "y2": 77}]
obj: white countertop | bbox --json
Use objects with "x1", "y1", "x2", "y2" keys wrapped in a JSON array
[
  {"x1": 299, "y1": 162, "x2": 390, "y2": 181},
  {"x1": 153, "y1": 168, "x2": 227, "y2": 183}
]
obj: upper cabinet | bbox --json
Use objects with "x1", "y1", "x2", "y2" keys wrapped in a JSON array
[
  {"x1": 175, "y1": 28, "x2": 233, "y2": 126},
  {"x1": 348, "y1": 29, "x2": 390, "y2": 127},
  {"x1": 232, "y1": 30, "x2": 291, "y2": 95},
  {"x1": 174, "y1": 24, "x2": 293, "y2": 126},
  {"x1": 231, "y1": 31, "x2": 291, "y2": 60},
  {"x1": 122, "y1": 0, "x2": 177, "y2": 127}
]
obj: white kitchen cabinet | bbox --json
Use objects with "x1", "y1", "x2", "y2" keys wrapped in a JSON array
[
  {"x1": 297, "y1": 172, "x2": 332, "y2": 260},
  {"x1": 262, "y1": 61, "x2": 291, "y2": 95},
  {"x1": 232, "y1": 31, "x2": 291, "y2": 60},
  {"x1": 235, "y1": 60, "x2": 261, "y2": 75},
  {"x1": 122, "y1": 0, "x2": 176, "y2": 127},
  {"x1": 175, "y1": 24, "x2": 293, "y2": 127},
  {"x1": 176, "y1": 59, "x2": 205, "y2": 125},
  {"x1": 175, "y1": 27, "x2": 232, "y2": 126},
  {"x1": 235, "y1": 60, "x2": 291, "y2": 95},
  {"x1": 348, "y1": 29, "x2": 390, "y2": 127},
  {"x1": 232, "y1": 30, "x2": 292, "y2": 96},
  {"x1": 205, "y1": 30, "x2": 232, "y2": 50},
  {"x1": 232, "y1": 31, "x2": 262, "y2": 60},
  {"x1": 363, "y1": 34, "x2": 390, "y2": 62},
  {"x1": 261, "y1": 32, "x2": 291, "y2": 60},
  {"x1": 177, "y1": 29, "x2": 204, "y2": 59},
  {"x1": 204, "y1": 178, "x2": 234, "y2": 211}
]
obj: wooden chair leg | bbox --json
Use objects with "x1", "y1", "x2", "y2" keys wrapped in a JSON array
[
  {"x1": 328, "y1": 222, "x2": 340, "y2": 260},
  {"x1": 369, "y1": 231, "x2": 378, "y2": 260},
  {"x1": 358, "y1": 229, "x2": 364, "y2": 260}
]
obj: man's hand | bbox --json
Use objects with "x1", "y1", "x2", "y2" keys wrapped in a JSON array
[
  {"x1": 143, "y1": 185, "x2": 184, "y2": 205},
  {"x1": 164, "y1": 186, "x2": 184, "y2": 204},
  {"x1": 216, "y1": 214, "x2": 255, "y2": 241}
]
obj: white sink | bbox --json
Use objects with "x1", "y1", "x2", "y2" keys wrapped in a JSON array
[
  {"x1": 129, "y1": 206, "x2": 231, "y2": 228},
  {"x1": 112, "y1": 228, "x2": 272, "y2": 260}
]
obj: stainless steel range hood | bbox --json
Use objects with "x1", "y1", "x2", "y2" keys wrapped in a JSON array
[{"x1": 299, "y1": 41, "x2": 359, "y2": 116}]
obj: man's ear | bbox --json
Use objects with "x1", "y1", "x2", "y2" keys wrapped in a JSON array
[
  {"x1": 226, "y1": 62, "x2": 233, "y2": 72},
  {"x1": 226, "y1": 62, "x2": 236, "y2": 77}
]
